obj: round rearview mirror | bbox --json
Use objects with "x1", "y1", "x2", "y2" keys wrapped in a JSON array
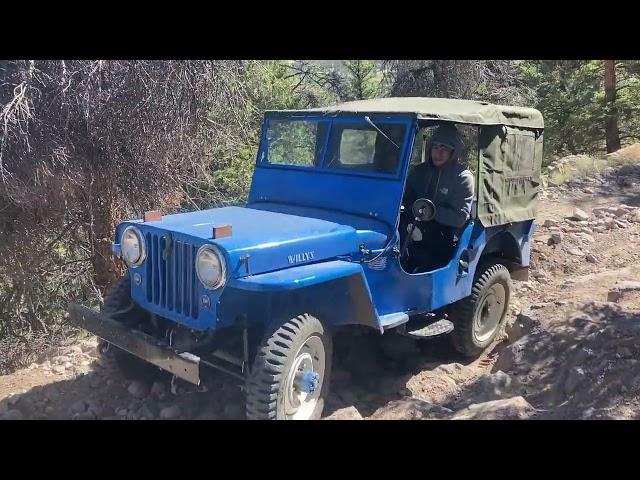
[{"x1": 412, "y1": 198, "x2": 436, "y2": 222}]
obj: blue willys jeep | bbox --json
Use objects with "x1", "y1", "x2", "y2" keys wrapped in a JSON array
[{"x1": 69, "y1": 98, "x2": 544, "y2": 420}]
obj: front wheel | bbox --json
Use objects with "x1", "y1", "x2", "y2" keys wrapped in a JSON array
[
  {"x1": 449, "y1": 262, "x2": 511, "y2": 358},
  {"x1": 246, "y1": 314, "x2": 332, "y2": 420}
]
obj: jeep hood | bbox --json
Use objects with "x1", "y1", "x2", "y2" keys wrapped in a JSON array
[{"x1": 121, "y1": 206, "x2": 360, "y2": 277}]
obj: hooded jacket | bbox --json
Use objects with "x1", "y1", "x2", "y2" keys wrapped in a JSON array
[{"x1": 404, "y1": 125, "x2": 475, "y2": 229}]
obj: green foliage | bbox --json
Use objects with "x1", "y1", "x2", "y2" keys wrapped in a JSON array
[
  {"x1": 343, "y1": 60, "x2": 381, "y2": 100},
  {"x1": 245, "y1": 60, "x2": 308, "y2": 111},
  {"x1": 202, "y1": 60, "x2": 339, "y2": 206},
  {"x1": 521, "y1": 60, "x2": 640, "y2": 161},
  {"x1": 266, "y1": 120, "x2": 319, "y2": 167},
  {"x1": 520, "y1": 61, "x2": 602, "y2": 157},
  {"x1": 339, "y1": 129, "x2": 377, "y2": 164}
]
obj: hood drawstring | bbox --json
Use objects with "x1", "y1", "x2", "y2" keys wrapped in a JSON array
[{"x1": 424, "y1": 157, "x2": 446, "y2": 202}]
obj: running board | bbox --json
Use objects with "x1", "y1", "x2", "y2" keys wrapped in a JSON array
[
  {"x1": 379, "y1": 312, "x2": 410, "y2": 330},
  {"x1": 402, "y1": 319, "x2": 454, "y2": 339}
]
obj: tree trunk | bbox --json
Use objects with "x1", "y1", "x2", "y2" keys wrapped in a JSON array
[
  {"x1": 88, "y1": 168, "x2": 124, "y2": 293},
  {"x1": 604, "y1": 60, "x2": 621, "y2": 153},
  {"x1": 92, "y1": 198, "x2": 123, "y2": 293}
]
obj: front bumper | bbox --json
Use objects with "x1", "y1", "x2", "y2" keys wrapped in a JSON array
[{"x1": 68, "y1": 303, "x2": 201, "y2": 385}]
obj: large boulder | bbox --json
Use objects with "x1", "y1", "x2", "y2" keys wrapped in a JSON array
[
  {"x1": 571, "y1": 208, "x2": 590, "y2": 221},
  {"x1": 456, "y1": 371, "x2": 522, "y2": 408},
  {"x1": 607, "y1": 281, "x2": 640, "y2": 302},
  {"x1": 324, "y1": 406, "x2": 364, "y2": 420},
  {"x1": 369, "y1": 398, "x2": 452, "y2": 420},
  {"x1": 451, "y1": 396, "x2": 535, "y2": 420},
  {"x1": 1, "y1": 409, "x2": 25, "y2": 421}
]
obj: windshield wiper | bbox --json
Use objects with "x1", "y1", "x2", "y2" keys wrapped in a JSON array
[{"x1": 364, "y1": 116, "x2": 400, "y2": 149}]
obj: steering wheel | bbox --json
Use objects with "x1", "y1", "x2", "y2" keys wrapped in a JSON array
[
  {"x1": 400, "y1": 198, "x2": 437, "y2": 260},
  {"x1": 412, "y1": 198, "x2": 436, "y2": 222}
]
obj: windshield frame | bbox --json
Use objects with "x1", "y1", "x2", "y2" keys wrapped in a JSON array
[{"x1": 256, "y1": 113, "x2": 415, "y2": 180}]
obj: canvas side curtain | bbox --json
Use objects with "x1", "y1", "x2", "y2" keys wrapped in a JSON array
[{"x1": 477, "y1": 126, "x2": 543, "y2": 226}]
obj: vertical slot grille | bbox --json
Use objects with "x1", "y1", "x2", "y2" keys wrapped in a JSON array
[{"x1": 145, "y1": 234, "x2": 199, "y2": 319}]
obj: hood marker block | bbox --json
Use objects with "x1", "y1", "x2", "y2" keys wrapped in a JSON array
[
  {"x1": 212, "y1": 224, "x2": 232, "y2": 239},
  {"x1": 144, "y1": 210, "x2": 162, "y2": 222}
]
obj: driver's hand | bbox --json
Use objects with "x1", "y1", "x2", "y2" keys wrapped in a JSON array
[
  {"x1": 407, "y1": 224, "x2": 423, "y2": 242},
  {"x1": 421, "y1": 204, "x2": 437, "y2": 222}
]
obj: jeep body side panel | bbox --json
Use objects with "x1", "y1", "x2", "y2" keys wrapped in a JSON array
[
  {"x1": 226, "y1": 260, "x2": 379, "y2": 330},
  {"x1": 363, "y1": 219, "x2": 534, "y2": 318},
  {"x1": 363, "y1": 222, "x2": 477, "y2": 316}
]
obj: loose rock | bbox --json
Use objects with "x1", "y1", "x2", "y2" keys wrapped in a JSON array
[
  {"x1": 571, "y1": 208, "x2": 590, "y2": 221},
  {"x1": 550, "y1": 232, "x2": 563, "y2": 244},
  {"x1": 128, "y1": 381, "x2": 150, "y2": 399},
  {"x1": 370, "y1": 398, "x2": 452, "y2": 420},
  {"x1": 565, "y1": 367, "x2": 586, "y2": 394},
  {"x1": 151, "y1": 381, "x2": 167, "y2": 396},
  {"x1": 451, "y1": 397, "x2": 535, "y2": 420},
  {"x1": 86, "y1": 400, "x2": 104, "y2": 418},
  {"x1": 53, "y1": 355, "x2": 71, "y2": 364},
  {"x1": 324, "y1": 406, "x2": 363, "y2": 420},
  {"x1": 70, "y1": 400, "x2": 87, "y2": 414},
  {"x1": 1, "y1": 409, "x2": 24, "y2": 421},
  {"x1": 436, "y1": 363, "x2": 464, "y2": 376},
  {"x1": 159, "y1": 405, "x2": 181, "y2": 419},
  {"x1": 586, "y1": 254, "x2": 599, "y2": 263},
  {"x1": 72, "y1": 411, "x2": 97, "y2": 420},
  {"x1": 607, "y1": 281, "x2": 640, "y2": 302},
  {"x1": 544, "y1": 219, "x2": 559, "y2": 228}
]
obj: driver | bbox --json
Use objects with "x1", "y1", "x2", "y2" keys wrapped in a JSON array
[{"x1": 403, "y1": 124, "x2": 474, "y2": 271}]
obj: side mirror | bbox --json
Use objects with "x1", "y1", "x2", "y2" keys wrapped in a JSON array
[{"x1": 412, "y1": 198, "x2": 436, "y2": 222}]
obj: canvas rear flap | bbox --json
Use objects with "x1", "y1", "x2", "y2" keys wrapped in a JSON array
[{"x1": 477, "y1": 125, "x2": 543, "y2": 226}]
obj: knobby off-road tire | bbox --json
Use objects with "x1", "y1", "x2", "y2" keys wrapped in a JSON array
[
  {"x1": 449, "y1": 262, "x2": 512, "y2": 358},
  {"x1": 246, "y1": 314, "x2": 333, "y2": 420}
]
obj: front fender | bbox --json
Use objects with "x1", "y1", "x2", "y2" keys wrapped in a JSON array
[{"x1": 225, "y1": 260, "x2": 379, "y2": 330}]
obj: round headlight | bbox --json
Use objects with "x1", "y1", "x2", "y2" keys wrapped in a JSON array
[
  {"x1": 196, "y1": 245, "x2": 226, "y2": 290},
  {"x1": 121, "y1": 226, "x2": 146, "y2": 267}
]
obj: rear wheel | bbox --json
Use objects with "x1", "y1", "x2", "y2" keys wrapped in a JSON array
[
  {"x1": 449, "y1": 262, "x2": 511, "y2": 358},
  {"x1": 101, "y1": 275, "x2": 165, "y2": 380},
  {"x1": 246, "y1": 314, "x2": 332, "y2": 420}
]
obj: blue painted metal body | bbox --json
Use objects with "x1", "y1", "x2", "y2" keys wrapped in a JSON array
[{"x1": 112, "y1": 112, "x2": 535, "y2": 334}]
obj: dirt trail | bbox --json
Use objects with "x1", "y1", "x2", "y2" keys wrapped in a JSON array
[{"x1": 1, "y1": 159, "x2": 639, "y2": 420}]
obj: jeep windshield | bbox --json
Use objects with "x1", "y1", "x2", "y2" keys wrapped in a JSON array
[{"x1": 258, "y1": 116, "x2": 410, "y2": 176}]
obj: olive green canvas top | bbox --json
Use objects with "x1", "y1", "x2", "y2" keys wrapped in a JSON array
[
  {"x1": 274, "y1": 97, "x2": 544, "y2": 129},
  {"x1": 269, "y1": 97, "x2": 545, "y2": 226}
]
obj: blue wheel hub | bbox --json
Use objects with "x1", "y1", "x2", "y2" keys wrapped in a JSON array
[{"x1": 296, "y1": 371, "x2": 319, "y2": 394}]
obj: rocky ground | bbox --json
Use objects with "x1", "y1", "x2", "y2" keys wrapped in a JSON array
[{"x1": 1, "y1": 152, "x2": 640, "y2": 420}]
